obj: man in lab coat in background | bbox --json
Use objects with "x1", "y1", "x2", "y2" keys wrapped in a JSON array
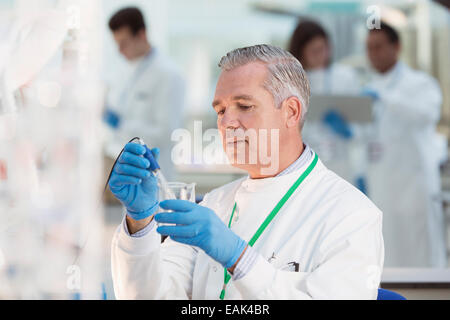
[
  {"x1": 109, "y1": 44, "x2": 384, "y2": 300},
  {"x1": 103, "y1": 7, "x2": 185, "y2": 185},
  {"x1": 365, "y1": 22, "x2": 446, "y2": 267}
]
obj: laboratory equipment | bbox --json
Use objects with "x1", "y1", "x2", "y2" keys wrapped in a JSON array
[
  {"x1": 157, "y1": 182, "x2": 196, "y2": 230},
  {"x1": 307, "y1": 95, "x2": 374, "y2": 124},
  {"x1": 161, "y1": 182, "x2": 196, "y2": 202},
  {"x1": 0, "y1": 0, "x2": 104, "y2": 299}
]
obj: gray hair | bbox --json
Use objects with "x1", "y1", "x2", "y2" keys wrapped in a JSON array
[{"x1": 218, "y1": 44, "x2": 310, "y2": 128}]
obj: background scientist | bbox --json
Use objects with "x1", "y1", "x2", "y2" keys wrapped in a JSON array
[
  {"x1": 364, "y1": 22, "x2": 446, "y2": 268},
  {"x1": 103, "y1": 7, "x2": 186, "y2": 186},
  {"x1": 288, "y1": 20, "x2": 366, "y2": 191}
]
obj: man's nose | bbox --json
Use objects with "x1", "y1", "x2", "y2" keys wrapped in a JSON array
[{"x1": 219, "y1": 108, "x2": 241, "y2": 129}]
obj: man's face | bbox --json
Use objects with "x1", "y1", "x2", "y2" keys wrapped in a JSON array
[
  {"x1": 367, "y1": 31, "x2": 400, "y2": 73},
  {"x1": 213, "y1": 62, "x2": 286, "y2": 174},
  {"x1": 113, "y1": 27, "x2": 146, "y2": 61}
]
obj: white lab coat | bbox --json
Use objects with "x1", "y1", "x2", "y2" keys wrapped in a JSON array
[
  {"x1": 303, "y1": 63, "x2": 365, "y2": 185},
  {"x1": 111, "y1": 156, "x2": 384, "y2": 300},
  {"x1": 307, "y1": 63, "x2": 361, "y2": 96},
  {"x1": 105, "y1": 49, "x2": 186, "y2": 181},
  {"x1": 366, "y1": 61, "x2": 446, "y2": 267}
]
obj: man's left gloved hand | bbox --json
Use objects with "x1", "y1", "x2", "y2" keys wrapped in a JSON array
[{"x1": 155, "y1": 200, "x2": 247, "y2": 269}]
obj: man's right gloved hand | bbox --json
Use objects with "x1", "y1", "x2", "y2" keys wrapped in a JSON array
[{"x1": 108, "y1": 143, "x2": 160, "y2": 221}]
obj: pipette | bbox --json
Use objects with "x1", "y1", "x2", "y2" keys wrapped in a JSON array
[{"x1": 135, "y1": 138, "x2": 176, "y2": 200}]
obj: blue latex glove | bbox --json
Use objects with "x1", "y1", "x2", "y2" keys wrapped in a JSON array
[
  {"x1": 103, "y1": 109, "x2": 121, "y2": 129},
  {"x1": 108, "y1": 143, "x2": 160, "y2": 220},
  {"x1": 355, "y1": 176, "x2": 368, "y2": 195},
  {"x1": 155, "y1": 200, "x2": 248, "y2": 269},
  {"x1": 322, "y1": 110, "x2": 353, "y2": 140},
  {"x1": 361, "y1": 87, "x2": 380, "y2": 101}
]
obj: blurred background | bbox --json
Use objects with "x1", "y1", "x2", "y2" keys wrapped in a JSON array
[{"x1": 0, "y1": 0, "x2": 449, "y2": 299}]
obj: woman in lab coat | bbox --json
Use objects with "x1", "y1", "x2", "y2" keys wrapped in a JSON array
[
  {"x1": 288, "y1": 20, "x2": 360, "y2": 96},
  {"x1": 365, "y1": 23, "x2": 446, "y2": 267},
  {"x1": 288, "y1": 20, "x2": 365, "y2": 189}
]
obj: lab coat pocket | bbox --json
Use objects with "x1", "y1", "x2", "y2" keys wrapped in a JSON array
[
  {"x1": 269, "y1": 254, "x2": 301, "y2": 273},
  {"x1": 271, "y1": 267, "x2": 310, "y2": 299},
  {"x1": 280, "y1": 261, "x2": 301, "y2": 272}
]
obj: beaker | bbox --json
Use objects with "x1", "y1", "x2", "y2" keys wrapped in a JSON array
[
  {"x1": 160, "y1": 182, "x2": 196, "y2": 202},
  {"x1": 158, "y1": 182, "x2": 196, "y2": 228}
]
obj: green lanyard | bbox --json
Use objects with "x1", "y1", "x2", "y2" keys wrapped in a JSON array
[{"x1": 219, "y1": 153, "x2": 319, "y2": 300}]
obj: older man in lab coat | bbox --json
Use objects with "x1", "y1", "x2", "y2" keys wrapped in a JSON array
[
  {"x1": 110, "y1": 45, "x2": 384, "y2": 300},
  {"x1": 365, "y1": 22, "x2": 446, "y2": 267},
  {"x1": 104, "y1": 7, "x2": 185, "y2": 182}
]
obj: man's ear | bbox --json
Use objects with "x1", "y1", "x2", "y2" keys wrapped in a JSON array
[{"x1": 283, "y1": 97, "x2": 302, "y2": 128}]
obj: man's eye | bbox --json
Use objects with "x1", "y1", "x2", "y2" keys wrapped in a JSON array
[
  {"x1": 238, "y1": 105, "x2": 253, "y2": 110},
  {"x1": 217, "y1": 109, "x2": 225, "y2": 115}
]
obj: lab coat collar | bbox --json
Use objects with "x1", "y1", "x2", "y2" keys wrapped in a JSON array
[
  {"x1": 373, "y1": 61, "x2": 403, "y2": 82},
  {"x1": 240, "y1": 151, "x2": 317, "y2": 193},
  {"x1": 128, "y1": 48, "x2": 157, "y2": 69}
]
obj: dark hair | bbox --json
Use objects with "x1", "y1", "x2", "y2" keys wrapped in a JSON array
[
  {"x1": 109, "y1": 7, "x2": 146, "y2": 35},
  {"x1": 370, "y1": 21, "x2": 400, "y2": 44},
  {"x1": 288, "y1": 20, "x2": 330, "y2": 68}
]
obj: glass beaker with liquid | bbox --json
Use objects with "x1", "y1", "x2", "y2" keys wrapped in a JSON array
[
  {"x1": 158, "y1": 182, "x2": 196, "y2": 228},
  {"x1": 160, "y1": 182, "x2": 196, "y2": 202}
]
